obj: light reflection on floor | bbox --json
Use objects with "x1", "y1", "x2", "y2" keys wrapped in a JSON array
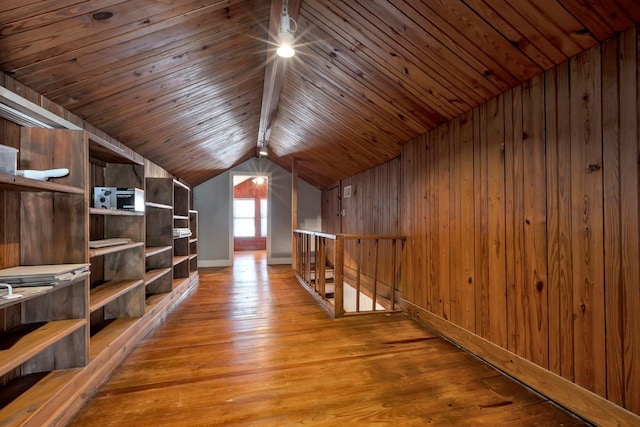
[{"x1": 230, "y1": 250, "x2": 274, "y2": 338}]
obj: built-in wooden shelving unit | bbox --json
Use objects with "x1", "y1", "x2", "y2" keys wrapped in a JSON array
[{"x1": 0, "y1": 76, "x2": 198, "y2": 426}]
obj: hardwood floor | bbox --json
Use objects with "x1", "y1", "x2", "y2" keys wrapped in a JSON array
[{"x1": 69, "y1": 251, "x2": 587, "y2": 426}]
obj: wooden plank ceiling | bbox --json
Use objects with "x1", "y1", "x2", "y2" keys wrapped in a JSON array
[{"x1": 0, "y1": 1, "x2": 638, "y2": 188}]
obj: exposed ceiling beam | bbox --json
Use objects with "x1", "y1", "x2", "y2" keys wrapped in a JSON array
[{"x1": 257, "y1": 0, "x2": 301, "y2": 154}]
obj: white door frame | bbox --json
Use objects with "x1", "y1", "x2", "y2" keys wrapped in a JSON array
[{"x1": 229, "y1": 171, "x2": 272, "y2": 263}]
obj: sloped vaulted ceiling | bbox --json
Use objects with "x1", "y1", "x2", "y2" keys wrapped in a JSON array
[{"x1": 1, "y1": 1, "x2": 638, "y2": 188}]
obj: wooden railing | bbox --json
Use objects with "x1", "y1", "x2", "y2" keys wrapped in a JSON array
[{"x1": 293, "y1": 230, "x2": 405, "y2": 317}]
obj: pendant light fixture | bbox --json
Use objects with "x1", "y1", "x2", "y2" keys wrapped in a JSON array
[{"x1": 276, "y1": 1, "x2": 296, "y2": 58}]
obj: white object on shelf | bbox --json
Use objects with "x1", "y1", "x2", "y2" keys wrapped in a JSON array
[
  {"x1": 0, "y1": 283, "x2": 23, "y2": 300},
  {"x1": 15, "y1": 168, "x2": 69, "y2": 181},
  {"x1": 173, "y1": 228, "x2": 192, "y2": 238},
  {"x1": 0, "y1": 144, "x2": 18, "y2": 174},
  {"x1": 0, "y1": 263, "x2": 90, "y2": 284}
]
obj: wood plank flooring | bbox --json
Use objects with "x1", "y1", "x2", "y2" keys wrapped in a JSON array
[{"x1": 69, "y1": 251, "x2": 587, "y2": 426}]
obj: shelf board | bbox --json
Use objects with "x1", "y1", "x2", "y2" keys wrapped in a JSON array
[
  {"x1": 88, "y1": 134, "x2": 143, "y2": 165},
  {"x1": 145, "y1": 201, "x2": 172, "y2": 210},
  {"x1": 0, "y1": 172, "x2": 84, "y2": 194},
  {"x1": 89, "y1": 241, "x2": 144, "y2": 258},
  {"x1": 89, "y1": 318, "x2": 138, "y2": 362},
  {"x1": 144, "y1": 268, "x2": 172, "y2": 285},
  {"x1": 173, "y1": 215, "x2": 189, "y2": 220},
  {"x1": 89, "y1": 279, "x2": 144, "y2": 313},
  {"x1": 0, "y1": 369, "x2": 80, "y2": 426},
  {"x1": 189, "y1": 238, "x2": 198, "y2": 244},
  {"x1": 188, "y1": 254, "x2": 197, "y2": 261},
  {"x1": 145, "y1": 245, "x2": 172, "y2": 258},
  {"x1": 0, "y1": 274, "x2": 88, "y2": 310},
  {"x1": 189, "y1": 209, "x2": 198, "y2": 214},
  {"x1": 173, "y1": 179, "x2": 189, "y2": 190},
  {"x1": 172, "y1": 255, "x2": 189, "y2": 267},
  {"x1": 0, "y1": 319, "x2": 86, "y2": 377},
  {"x1": 89, "y1": 207, "x2": 144, "y2": 216}
]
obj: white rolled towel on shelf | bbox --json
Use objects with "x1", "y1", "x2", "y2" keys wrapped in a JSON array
[{"x1": 15, "y1": 168, "x2": 69, "y2": 181}]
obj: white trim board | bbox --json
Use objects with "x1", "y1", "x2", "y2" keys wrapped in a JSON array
[{"x1": 198, "y1": 260, "x2": 232, "y2": 268}]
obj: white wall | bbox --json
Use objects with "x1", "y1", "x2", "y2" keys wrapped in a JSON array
[{"x1": 194, "y1": 157, "x2": 321, "y2": 266}]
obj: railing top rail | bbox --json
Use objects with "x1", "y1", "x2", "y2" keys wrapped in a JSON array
[
  {"x1": 339, "y1": 234, "x2": 406, "y2": 240},
  {"x1": 294, "y1": 229, "x2": 336, "y2": 239},
  {"x1": 294, "y1": 229, "x2": 406, "y2": 241}
]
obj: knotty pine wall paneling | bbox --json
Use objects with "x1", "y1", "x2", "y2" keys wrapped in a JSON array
[
  {"x1": 570, "y1": 42, "x2": 607, "y2": 399},
  {"x1": 601, "y1": 28, "x2": 640, "y2": 413},
  {"x1": 448, "y1": 112, "x2": 475, "y2": 332},
  {"x1": 505, "y1": 74, "x2": 549, "y2": 369},
  {"x1": 474, "y1": 95, "x2": 508, "y2": 348},
  {"x1": 325, "y1": 25, "x2": 640, "y2": 421},
  {"x1": 322, "y1": 158, "x2": 401, "y2": 298},
  {"x1": 545, "y1": 60, "x2": 575, "y2": 384}
]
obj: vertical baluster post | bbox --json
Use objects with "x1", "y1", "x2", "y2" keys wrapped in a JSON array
[
  {"x1": 372, "y1": 238, "x2": 379, "y2": 311},
  {"x1": 355, "y1": 238, "x2": 361, "y2": 313},
  {"x1": 334, "y1": 235, "x2": 344, "y2": 317},
  {"x1": 391, "y1": 238, "x2": 397, "y2": 310}
]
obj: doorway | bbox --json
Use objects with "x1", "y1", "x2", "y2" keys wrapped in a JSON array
[{"x1": 232, "y1": 174, "x2": 269, "y2": 253}]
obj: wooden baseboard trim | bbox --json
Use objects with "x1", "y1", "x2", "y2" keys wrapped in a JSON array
[{"x1": 400, "y1": 299, "x2": 640, "y2": 427}]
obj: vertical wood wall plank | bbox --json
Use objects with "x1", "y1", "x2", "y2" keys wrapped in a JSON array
[
  {"x1": 619, "y1": 26, "x2": 640, "y2": 413},
  {"x1": 438, "y1": 123, "x2": 451, "y2": 320},
  {"x1": 624, "y1": 25, "x2": 640, "y2": 414},
  {"x1": 505, "y1": 85, "x2": 525, "y2": 356},
  {"x1": 401, "y1": 142, "x2": 416, "y2": 302},
  {"x1": 522, "y1": 74, "x2": 549, "y2": 367},
  {"x1": 460, "y1": 112, "x2": 476, "y2": 332},
  {"x1": 569, "y1": 45, "x2": 606, "y2": 397},
  {"x1": 486, "y1": 95, "x2": 507, "y2": 348},
  {"x1": 474, "y1": 104, "x2": 490, "y2": 341},
  {"x1": 449, "y1": 112, "x2": 475, "y2": 331},
  {"x1": 419, "y1": 134, "x2": 430, "y2": 309},
  {"x1": 602, "y1": 35, "x2": 624, "y2": 407},
  {"x1": 545, "y1": 61, "x2": 575, "y2": 381},
  {"x1": 428, "y1": 127, "x2": 439, "y2": 315},
  {"x1": 426, "y1": 131, "x2": 435, "y2": 312}
]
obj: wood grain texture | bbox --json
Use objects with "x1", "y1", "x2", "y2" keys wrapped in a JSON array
[
  {"x1": 0, "y1": 1, "x2": 633, "y2": 188},
  {"x1": 602, "y1": 34, "x2": 624, "y2": 409},
  {"x1": 402, "y1": 299, "x2": 640, "y2": 427},
  {"x1": 68, "y1": 252, "x2": 585, "y2": 427},
  {"x1": 569, "y1": 45, "x2": 606, "y2": 398},
  {"x1": 449, "y1": 112, "x2": 475, "y2": 332},
  {"x1": 545, "y1": 62, "x2": 574, "y2": 381},
  {"x1": 602, "y1": 27, "x2": 640, "y2": 413},
  {"x1": 338, "y1": 27, "x2": 640, "y2": 418}
]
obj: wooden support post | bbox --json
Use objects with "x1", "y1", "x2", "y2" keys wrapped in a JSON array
[
  {"x1": 334, "y1": 235, "x2": 344, "y2": 317},
  {"x1": 372, "y1": 239, "x2": 379, "y2": 311},
  {"x1": 391, "y1": 239, "x2": 397, "y2": 310},
  {"x1": 292, "y1": 232, "x2": 297, "y2": 276},
  {"x1": 304, "y1": 234, "x2": 311, "y2": 285},
  {"x1": 313, "y1": 235, "x2": 319, "y2": 291},
  {"x1": 319, "y1": 237, "x2": 326, "y2": 298},
  {"x1": 355, "y1": 239, "x2": 361, "y2": 312},
  {"x1": 291, "y1": 157, "x2": 298, "y2": 270}
]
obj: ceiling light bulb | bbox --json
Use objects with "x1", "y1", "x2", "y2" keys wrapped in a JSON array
[
  {"x1": 259, "y1": 146, "x2": 268, "y2": 156},
  {"x1": 277, "y1": 42, "x2": 295, "y2": 58},
  {"x1": 276, "y1": 4, "x2": 295, "y2": 58}
]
